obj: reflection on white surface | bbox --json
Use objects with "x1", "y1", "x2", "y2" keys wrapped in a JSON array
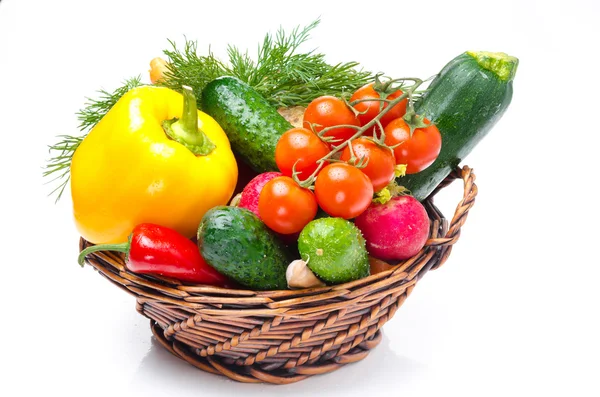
[{"x1": 131, "y1": 332, "x2": 428, "y2": 396}]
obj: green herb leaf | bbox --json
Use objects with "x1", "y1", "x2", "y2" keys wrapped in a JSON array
[
  {"x1": 165, "y1": 18, "x2": 374, "y2": 108},
  {"x1": 158, "y1": 39, "x2": 227, "y2": 102},
  {"x1": 77, "y1": 76, "x2": 143, "y2": 131},
  {"x1": 44, "y1": 76, "x2": 142, "y2": 202}
]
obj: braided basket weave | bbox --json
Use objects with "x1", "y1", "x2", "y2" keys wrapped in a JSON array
[{"x1": 79, "y1": 165, "x2": 477, "y2": 384}]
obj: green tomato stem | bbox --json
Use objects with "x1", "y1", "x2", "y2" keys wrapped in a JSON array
[{"x1": 349, "y1": 97, "x2": 394, "y2": 107}]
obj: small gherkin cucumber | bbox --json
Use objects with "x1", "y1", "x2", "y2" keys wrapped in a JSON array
[
  {"x1": 298, "y1": 218, "x2": 370, "y2": 285},
  {"x1": 201, "y1": 76, "x2": 293, "y2": 173},
  {"x1": 197, "y1": 206, "x2": 290, "y2": 290}
]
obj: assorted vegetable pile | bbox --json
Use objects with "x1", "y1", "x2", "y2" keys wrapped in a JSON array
[{"x1": 47, "y1": 20, "x2": 518, "y2": 291}]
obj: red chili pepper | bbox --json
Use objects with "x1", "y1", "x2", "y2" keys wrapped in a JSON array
[{"x1": 78, "y1": 223, "x2": 229, "y2": 285}]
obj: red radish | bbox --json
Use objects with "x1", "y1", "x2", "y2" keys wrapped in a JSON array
[
  {"x1": 238, "y1": 172, "x2": 282, "y2": 217},
  {"x1": 354, "y1": 196, "x2": 430, "y2": 260}
]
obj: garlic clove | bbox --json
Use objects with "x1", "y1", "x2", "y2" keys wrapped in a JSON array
[
  {"x1": 229, "y1": 193, "x2": 242, "y2": 207},
  {"x1": 286, "y1": 259, "x2": 325, "y2": 289}
]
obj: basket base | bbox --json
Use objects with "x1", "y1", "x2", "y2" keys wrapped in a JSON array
[{"x1": 150, "y1": 320, "x2": 382, "y2": 384}]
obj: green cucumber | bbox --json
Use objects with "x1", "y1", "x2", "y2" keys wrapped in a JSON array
[
  {"x1": 201, "y1": 76, "x2": 293, "y2": 173},
  {"x1": 197, "y1": 206, "x2": 290, "y2": 290},
  {"x1": 400, "y1": 51, "x2": 519, "y2": 201},
  {"x1": 298, "y1": 218, "x2": 369, "y2": 285}
]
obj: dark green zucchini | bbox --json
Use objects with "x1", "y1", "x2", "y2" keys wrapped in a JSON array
[
  {"x1": 201, "y1": 76, "x2": 293, "y2": 173},
  {"x1": 400, "y1": 51, "x2": 518, "y2": 200}
]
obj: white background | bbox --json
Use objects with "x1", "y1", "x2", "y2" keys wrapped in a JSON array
[{"x1": 1, "y1": 0, "x2": 599, "y2": 396}]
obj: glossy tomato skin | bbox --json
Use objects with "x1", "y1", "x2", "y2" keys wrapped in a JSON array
[
  {"x1": 303, "y1": 96, "x2": 360, "y2": 146},
  {"x1": 350, "y1": 83, "x2": 407, "y2": 132},
  {"x1": 275, "y1": 128, "x2": 330, "y2": 179},
  {"x1": 384, "y1": 118, "x2": 442, "y2": 174},
  {"x1": 340, "y1": 138, "x2": 396, "y2": 192},
  {"x1": 238, "y1": 171, "x2": 283, "y2": 217},
  {"x1": 314, "y1": 163, "x2": 374, "y2": 219},
  {"x1": 258, "y1": 176, "x2": 318, "y2": 234}
]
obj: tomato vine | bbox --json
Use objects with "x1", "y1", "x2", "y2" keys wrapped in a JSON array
[{"x1": 294, "y1": 76, "x2": 430, "y2": 189}]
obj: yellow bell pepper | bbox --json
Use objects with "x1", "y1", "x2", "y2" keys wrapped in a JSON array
[{"x1": 71, "y1": 85, "x2": 238, "y2": 244}]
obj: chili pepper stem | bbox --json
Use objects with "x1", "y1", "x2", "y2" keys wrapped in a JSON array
[
  {"x1": 163, "y1": 85, "x2": 216, "y2": 156},
  {"x1": 78, "y1": 242, "x2": 129, "y2": 267}
]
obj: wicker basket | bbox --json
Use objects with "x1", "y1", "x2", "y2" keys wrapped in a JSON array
[{"x1": 79, "y1": 165, "x2": 477, "y2": 384}]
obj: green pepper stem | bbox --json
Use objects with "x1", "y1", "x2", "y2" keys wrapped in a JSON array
[
  {"x1": 162, "y1": 85, "x2": 216, "y2": 156},
  {"x1": 78, "y1": 242, "x2": 129, "y2": 267}
]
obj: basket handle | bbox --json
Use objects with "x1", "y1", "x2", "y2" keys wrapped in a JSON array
[{"x1": 423, "y1": 165, "x2": 478, "y2": 270}]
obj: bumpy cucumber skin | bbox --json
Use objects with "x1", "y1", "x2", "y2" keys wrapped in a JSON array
[
  {"x1": 197, "y1": 206, "x2": 290, "y2": 290},
  {"x1": 201, "y1": 76, "x2": 293, "y2": 173},
  {"x1": 400, "y1": 52, "x2": 516, "y2": 201},
  {"x1": 298, "y1": 218, "x2": 369, "y2": 285}
]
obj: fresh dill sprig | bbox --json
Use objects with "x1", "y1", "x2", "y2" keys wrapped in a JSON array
[
  {"x1": 163, "y1": 19, "x2": 374, "y2": 108},
  {"x1": 43, "y1": 135, "x2": 86, "y2": 203},
  {"x1": 44, "y1": 76, "x2": 143, "y2": 202},
  {"x1": 226, "y1": 19, "x2": 373, "y2": 107},
  {"x1": 159, "y1": 40, "x2": 227, "y2": 101},
  {"x1": 77, "y1": 75, "x2": 143, "y2": 131}
]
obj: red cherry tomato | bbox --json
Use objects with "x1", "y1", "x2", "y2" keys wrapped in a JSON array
[
  {"x1": 350, "y1": 83, "x2": 407, "y2": 134},
  {"x1": 314, "y1": 163, "x2": 373, "y2": 219},
  {"x1": 258, "y1": 176, "x2": 318, "y2": 234},
  {"x1": 340, "y1": 138, "x2": 396, "y2": 192},
  {"x1": 303, "y1": 96, "x2": 360, "y2": 146},
  {"x1": 275, "y1": 128, "x2": 330, "y2": 179},
  {"x1": 384, "y1": 118, "x2": 442, "y2": 174}
]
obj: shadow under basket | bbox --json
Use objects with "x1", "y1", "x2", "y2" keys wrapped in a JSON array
[{"x1": 80, "y1": 165, "x2": 477, "y2": 384}]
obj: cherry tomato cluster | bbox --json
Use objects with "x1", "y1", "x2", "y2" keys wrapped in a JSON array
[{"x1": 258, "y1": 82, "x2": 442, "y2": 235}]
